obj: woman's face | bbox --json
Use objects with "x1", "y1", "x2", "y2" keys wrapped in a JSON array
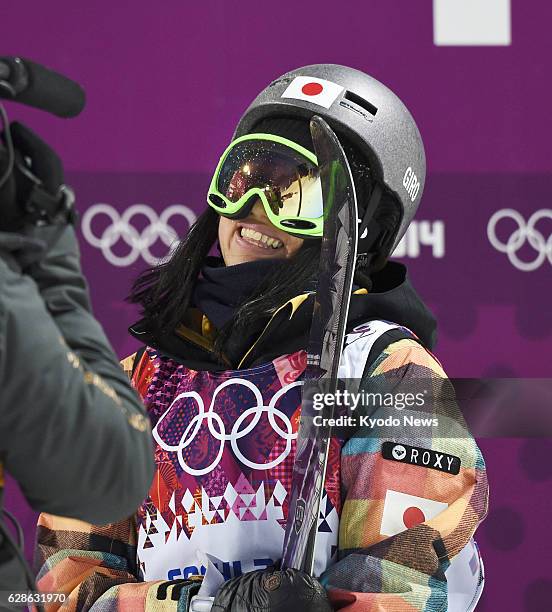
[{"x1": 218, "y1": 200, "x2": 304, "y2": 266}]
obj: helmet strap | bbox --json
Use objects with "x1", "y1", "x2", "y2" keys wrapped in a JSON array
[{"x1": 356, "y1": 182, "x2": 383, "y2": 269}]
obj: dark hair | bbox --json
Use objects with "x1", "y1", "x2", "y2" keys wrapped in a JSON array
[
  {"x1": 129, "y1": 207, "x2": 320, "y2": 363},
  {"x1": 129, "y1": 123, "x2": 399, "y2": 362}
]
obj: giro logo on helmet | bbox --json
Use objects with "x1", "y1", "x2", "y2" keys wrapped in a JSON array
[
  {"x1": 281, "y1": 76, "x2": 344, "y2": 110},
  {"x1": 403, "y1": 167, "x2": 421, "y2": 202}
]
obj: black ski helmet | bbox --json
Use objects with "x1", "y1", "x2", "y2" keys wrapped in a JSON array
[{"x1": 233, "y1": 64, "x2": 426, "y2": 267}]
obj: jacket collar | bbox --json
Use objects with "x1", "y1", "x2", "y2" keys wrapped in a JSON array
[{"x1": 129, "y1": 261, "x2": 437, "y2": 372}]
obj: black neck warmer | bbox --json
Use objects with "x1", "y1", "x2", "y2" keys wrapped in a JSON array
[{"x1": 192, "y1": 256, "x2": 288, "y2": 330}]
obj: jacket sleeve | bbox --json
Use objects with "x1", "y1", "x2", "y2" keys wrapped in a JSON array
[
  {"x1": 34, "y1": 513, "x2": 200, "y2": 611},
  {"x1": 320, "y1": 338, "x2": 489, "y2": 612},
  {"x1": 34, "y1": 352, "x2": 200, "y2": 611},
  {"x1": 0, "y1": 224, "x2": 154, "y2": 525}
]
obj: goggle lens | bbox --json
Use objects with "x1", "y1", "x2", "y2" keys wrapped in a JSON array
[{"x1": 209, "y1": 136, "x2": 323, "y2": 236}]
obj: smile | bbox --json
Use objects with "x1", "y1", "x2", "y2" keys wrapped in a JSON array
[{"x1": 240, "y1": 227, "x2": 283, "y2": 249}]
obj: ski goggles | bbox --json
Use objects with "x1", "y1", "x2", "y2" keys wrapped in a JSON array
[{"x1": 207, "y1": 134, "x2": 323, "y2": 237}]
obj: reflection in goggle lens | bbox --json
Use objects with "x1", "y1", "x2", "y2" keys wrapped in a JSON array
[{"x1": 217, "y1": 140, "x2": 323, "y2": 220}]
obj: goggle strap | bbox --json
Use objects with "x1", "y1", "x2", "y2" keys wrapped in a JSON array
[{"x1": 358, "y1": 182, "x2": 383, "y2": 243}]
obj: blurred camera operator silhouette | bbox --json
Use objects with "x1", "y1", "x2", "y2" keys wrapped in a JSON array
[{"x1": 0, "y1": 57, "x2": 154, "y2": 591}]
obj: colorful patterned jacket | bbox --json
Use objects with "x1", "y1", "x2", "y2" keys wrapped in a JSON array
[{"x1": 35, "y1": 262, "x2": 488, "y2": 612}]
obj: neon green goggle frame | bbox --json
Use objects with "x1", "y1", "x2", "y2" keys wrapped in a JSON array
[{"x1": 207, "y1": 133, "x2": 323, "y2": 238}]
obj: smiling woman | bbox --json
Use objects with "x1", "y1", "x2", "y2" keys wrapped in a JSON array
[
  {"x1": 218, "y1": 200, "x2": 304, "y2": 265},
  {"x1": 125, "y1": 118, "x2": 326, "y2": 360},
  {"x1": 34, "y1": 64, "x2": 488, "y2": 612}
]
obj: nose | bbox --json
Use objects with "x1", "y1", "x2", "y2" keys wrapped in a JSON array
[{"x1": 248, "y1": 198, "x2": 270, "y2": 222}]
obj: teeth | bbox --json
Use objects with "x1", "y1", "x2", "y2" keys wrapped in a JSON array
[{"x1": 240, "y1": 227, "x2": 283, "y2": 249}]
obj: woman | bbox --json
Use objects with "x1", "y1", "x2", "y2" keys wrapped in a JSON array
[{"x1": 35, "y1": 65, "x2": 488, "y2": 612}]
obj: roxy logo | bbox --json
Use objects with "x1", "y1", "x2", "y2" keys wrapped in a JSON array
[
  {"x1": 391, "y1": 444, "x2": 407, "y2": 461},
  {"x1": 382, "y1": 442, "x2": 461, "y2": 475},
  {"x1": 403, "y1": 167, "x2": 420, "y2": 202}
]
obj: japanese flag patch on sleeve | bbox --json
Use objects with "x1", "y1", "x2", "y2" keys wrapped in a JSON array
[
  {"x1": 281, "y1": 76, "x2": 344, "y2": 109},
  {"x1": 381, "y1": 489, "x2": 448, "y2": 537}
]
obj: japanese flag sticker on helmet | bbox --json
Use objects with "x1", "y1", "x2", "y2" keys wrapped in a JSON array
[{"x1": 281, "y1": 76, "x2": 344, "y2": 109}]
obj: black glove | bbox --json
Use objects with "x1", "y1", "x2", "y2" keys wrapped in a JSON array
[
  {"x1": 0, "y1": 121, "x2": 74, "y2": 231},
  {"x1": 211, "y1": 568, "x2": 333, "y2": 612}
]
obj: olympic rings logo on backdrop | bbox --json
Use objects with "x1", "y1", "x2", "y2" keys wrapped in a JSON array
[
  {"x1": 487, "y1": 209, "x2": 552, "y2": 272},
  {"x1": 152, "y1": 379, "x2": 301, "y2": 476},
  {"x1": 81, "y1": 203, "x2": 197, "y2": 267}
]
